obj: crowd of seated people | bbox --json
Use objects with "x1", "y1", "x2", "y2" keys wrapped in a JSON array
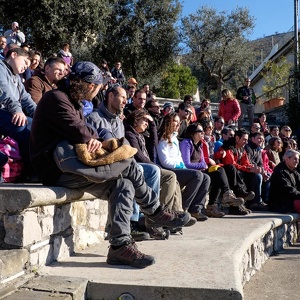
[{"x1": 1, "y1": 37, "x2": 300, "y2": 249}]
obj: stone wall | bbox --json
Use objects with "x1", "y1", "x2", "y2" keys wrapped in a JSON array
[
  {"x1": 241, "y1": 221, "x2": 298, "y2": 285},
  {"x1": 0, "y1": 199, "x2": 108, "y2": 268}
]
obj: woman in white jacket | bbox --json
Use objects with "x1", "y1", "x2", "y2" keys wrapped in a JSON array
[{"x1": 156, "y1": 112, "x2": 210, "y2": 221}]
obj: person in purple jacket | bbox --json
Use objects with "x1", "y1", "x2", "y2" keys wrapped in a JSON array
[{"x1": 180, "y1": 122, "x2": 251, "y2": 216}]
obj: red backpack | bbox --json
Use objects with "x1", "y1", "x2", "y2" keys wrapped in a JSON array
[{"x1": 0, "y1": 136, "x2": 23, "y2": 182}]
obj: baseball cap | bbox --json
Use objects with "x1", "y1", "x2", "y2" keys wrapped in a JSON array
[{"x1": 70, "y1": 61, "x2": 103, "y2": 85}]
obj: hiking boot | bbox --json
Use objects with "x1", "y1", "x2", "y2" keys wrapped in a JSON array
[
  {"x1": 205, "y1": 204, "x2": 225, "y2": 218},
  {"x1": 222, "y1": 190, "x2": 244, "y2": 207},
  {"x1": 191, "y1": 211, "x2": 208, "y2": 221},
  {"x1": 228, "y1": 205, "x2": 248, "y2": 215},
  {"x1": 239, "y1": 204, "x2": 252, "y2": 214},
  {"x1": 107, "y1": 240, "x2": 155, "y2": 268},
  {"x1": 146, "y1": 226, "x2": 170, "y2": 240},
  {"x1": 237, "y1": 190, "x2": 255, "y2": 202},
  {"x1": 145, "y1": 205, "x2": 191, "y2": 229},
  {"x1": 130, "y1": 221, "x2": 151, "y2": 242}
]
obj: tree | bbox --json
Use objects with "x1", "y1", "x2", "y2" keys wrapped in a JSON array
[
  {"x1": 181, "y1": 6, "x2": 255, "y2": 99},
  {"x1": 0, "y1": 0, "x2": 114, "y2": 57},
  {"x1": 158, "y1": 63, "x2": 198, "y2": 99},
  {"x1": 95, "y1": 0, "x2": 182, "y2": 83},
  {"x1": 262, "y1": 57, "x2": 292, "y2": 100}
]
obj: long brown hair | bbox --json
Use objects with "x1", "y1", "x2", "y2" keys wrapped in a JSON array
[{"x1": 159, "y1": 112, "x2": 178, "y2": 144}]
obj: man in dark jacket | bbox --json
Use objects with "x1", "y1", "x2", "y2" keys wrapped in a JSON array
[
  {"x1": 237, "y1": 77, "x2": 256, "y2": 129},
  {"x1": 269, "y1": 149, "x2": 300, "y2": 213},
  {"x1": 30, "y1": 61, "x2": 191, "y2": 268}
]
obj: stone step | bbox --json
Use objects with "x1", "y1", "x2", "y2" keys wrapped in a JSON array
[{"x1": 30, "y1": 212, "x2": 299, "y2": 300}]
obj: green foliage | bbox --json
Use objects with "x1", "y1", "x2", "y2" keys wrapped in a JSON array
[
  {"x1": 181, "y1": 6, "x2": 255, "y2": 98},
  {"x1": 0, "y1": 0, "x2": 181, "y2": 86},
  {"x1": 158, "y1": 64, "x2": 198, "y2": 99},
  {"x1": 261, "y1": 57, "x2": 292, "y2": 99},
  {"x1": 94, "y1": 0, "x2": 181, "y2": 82},
  {"x1": 0, "y1": 0, "x2": 113, "y2": 57}
]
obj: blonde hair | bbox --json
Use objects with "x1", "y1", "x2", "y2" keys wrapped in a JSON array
[{"x1": 221, "y1": 89, "x2": 234, "y2": 100}]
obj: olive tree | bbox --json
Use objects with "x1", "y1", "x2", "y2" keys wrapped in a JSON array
[{"x1": 181, "y1": 6, "x2": 255, "y2": 99}]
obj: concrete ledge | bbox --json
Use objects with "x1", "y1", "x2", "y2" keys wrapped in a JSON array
[
  {"x1": 0, "y1": 184, "x2": 95, "y2": 213},
  {"x1": 37, "y1": 212, "x2": 299, "y2": 300}
]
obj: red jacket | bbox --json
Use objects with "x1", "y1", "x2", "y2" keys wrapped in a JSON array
[
  {"x1": 218, "y1": 98, "x2": 241, "y2": 123},
  {"x1": 215, "y1": 146, "x2": 253, "y2": 172}
]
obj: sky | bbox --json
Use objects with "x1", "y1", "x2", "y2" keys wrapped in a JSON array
[{"x1": 180, "y1": 0, "x2": 296, "y2": 40}]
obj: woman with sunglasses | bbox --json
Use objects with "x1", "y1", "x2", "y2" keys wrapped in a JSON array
[
  {"x1": 180, "y1": 123, "x2": 246, "y2": 217},
  {"x1": 279, "y1": 125, "x2": 292, "y2": 143}
]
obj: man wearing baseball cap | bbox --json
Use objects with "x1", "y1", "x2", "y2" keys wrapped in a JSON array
[
  {"x1": 4, "y1": 22, "x2": 25, "y2": 46},
  {"x1": 30, "y1": 61, "x2": 192, "y2": 268}
]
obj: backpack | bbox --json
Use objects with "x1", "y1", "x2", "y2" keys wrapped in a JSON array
[{"x1": 0, "y1": 136, "x2": 23, "y2": 182}]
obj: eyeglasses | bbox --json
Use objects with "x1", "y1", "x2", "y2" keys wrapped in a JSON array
[
  {"x1": 284, "y1": 128, "x2": 291, "y2": 132},
  {"x1": 184, "y1": 109, "x2": 192, "y2": 114},
  {"x1": 195, "y1": 129, "x2": 203, "y2": 133}
]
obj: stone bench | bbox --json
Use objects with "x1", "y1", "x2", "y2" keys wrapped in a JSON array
[{"x1": 0, "y1": 184, "x2": 108, "y2": 283}]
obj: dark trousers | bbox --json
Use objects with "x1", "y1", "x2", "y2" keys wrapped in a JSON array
[
  {"x1": 171, "y1": 169, "x2": 210, "y2": 213},
  {"x1": 222, "y1": 164, "x2": 247, "y2": 194},
  {"x1": 206, "y1": 167, "x2": 229, "y2": 205}
]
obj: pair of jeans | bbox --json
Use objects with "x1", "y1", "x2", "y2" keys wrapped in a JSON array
[
  {"x1": 55, "y1": 160, "x2": 160, "y2": 246},
  {"x1": 130, "y1": 163, "x2": 160, "y2": 222}
]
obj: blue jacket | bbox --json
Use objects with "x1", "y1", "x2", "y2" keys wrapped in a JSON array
[{"x1": 0, "y1": 60, "x2": 36, "y2": 117}]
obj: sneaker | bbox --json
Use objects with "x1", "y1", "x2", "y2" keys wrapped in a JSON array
[
  {"x1": 107, "y1": 240, "x2": 155, "y2": 268},
  {"x1": 130, "y1": 221, "x2": 151, "y2": 242},
  {"x1": 145, "y1": 205, "x2": 191, "y2": 229},
  {"x1": 221, "y1": 190, "x2": 244, "y2": 207},
  {"x1": 205, "y1": 204, "x2": 225, "y2": 218},
  {"x1": 237, "y1": 190, "x2": 255, "y2": 202},
  {"x1": 184, "y1": 216, "x2": 197, "y2": 226},
  {"x1": 146, "y1": 226, "x2": 170, "y2": 240},
  {"x1": 191, "y1": 211, "x2": 208, "y2": 221},
  {"x1": 169, "y1": 227, "x2": 183, "y2": 235},
  {"x1": 228, "y1": 205, "x2": 248, "y2": 215}
]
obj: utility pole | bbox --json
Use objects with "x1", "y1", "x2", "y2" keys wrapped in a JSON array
[{"x1": 294, "y1": 0, "x2": 299, "y2": 72}]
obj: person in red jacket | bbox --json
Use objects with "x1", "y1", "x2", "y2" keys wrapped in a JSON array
[
  {"x1": 215, "y1": 129, "x2": 257, "y2": 208},
  {"x1": 218, "y1": 89, "x2": 241, "y2": 127}
]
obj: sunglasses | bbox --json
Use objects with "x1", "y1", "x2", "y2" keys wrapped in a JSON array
[
  {"x1": 184, "y1": 109, "x2": 192, "y2": 114},
  {"x1": 284, "y1": 128, "x2": 291, "y2": 132},
  {"x1": 195, "y1": 129, "x2": 203, "y2": 133}
]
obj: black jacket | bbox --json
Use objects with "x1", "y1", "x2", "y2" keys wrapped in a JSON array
[{"x1": 269, "y1": 162, "x2": 300, "y2": 213}]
